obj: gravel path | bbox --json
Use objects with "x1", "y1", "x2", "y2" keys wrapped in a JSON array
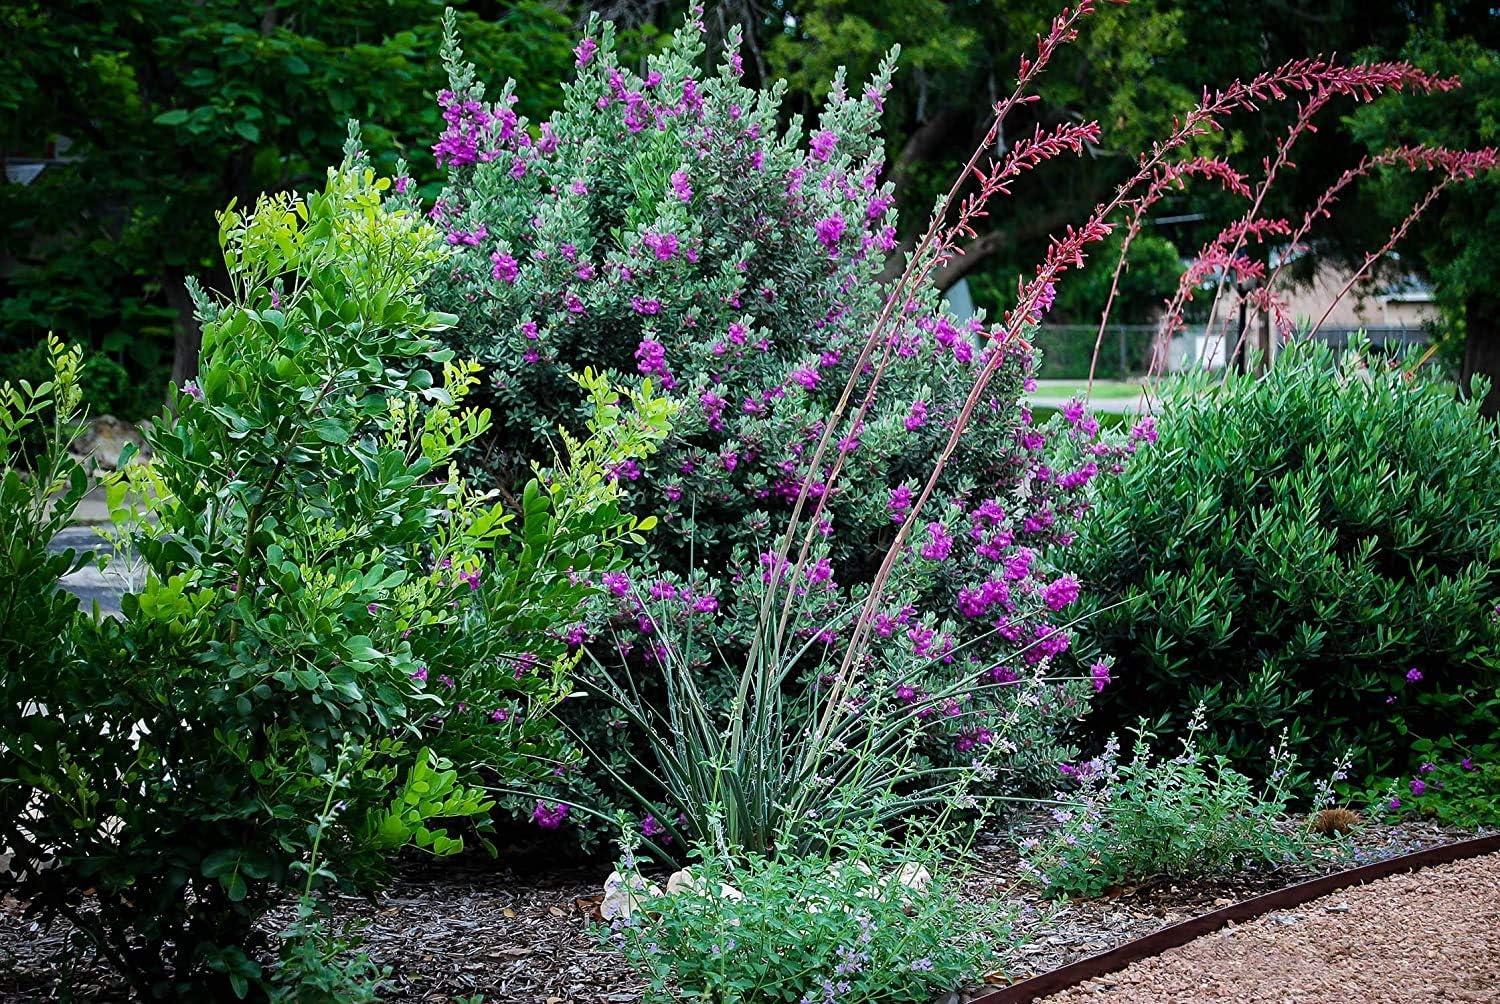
[{"x1": 1038, "y1": 850, "x2": 1500, "y2": 1003}]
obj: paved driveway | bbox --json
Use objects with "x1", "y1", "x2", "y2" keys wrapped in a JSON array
[{"x1": 49, "y1": 526, "x2": 139, "y2": 616}]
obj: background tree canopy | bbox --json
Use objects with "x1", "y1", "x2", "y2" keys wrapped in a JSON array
[
  {"x1": 3, "y1": 0, "x2": 1497, "y2": 414},
  {"x1": 1, "y1": 0, "x2": 577, "y2": 407}
]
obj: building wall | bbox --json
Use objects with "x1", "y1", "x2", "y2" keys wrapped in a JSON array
[{"x1": 1213, "y1": 262, "x2": 1438, "y2": 332}]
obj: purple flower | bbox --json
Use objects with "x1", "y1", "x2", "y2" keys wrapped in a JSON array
[
  {"x1": 1410, "y1": 778, "x2": 1426, "y2": 796},
  {"x1": 643, "y1": 231, "x2": 680, "y2": 260},
  {"x1": 887, "y1": 485, "x2": 913, "y2": 522},
  {"x1": 1041, "y1": 576, "x2": 1081, "y2": 612},
  {"x1": 1387, "y1": 796, "x2": 1402, "y2": 811},
  {"x1": 574, "y1": 38, "x2": 598, "y2": 67},
  {"x1": 904, "y1": 400, "x2": 928, "y2": 431},
  {"x1": 790, "y1": 366, "x2": 819, "y2": 390},
  {"x1": 1406, "y1": 667, "x2": 1423, "y2": 683},
  {"x1": 641, "y1": 814, "x2": 671, "y2": 842},
  {"x1": 1090, "y1": 660, "x2": 1112, "y2": 692},
  {"x1": 490, "y1": 252, "x2": 519, "y2": 283},
  {"x1": 814, "y1": 214, "x2": 846, "y2": 251},
  {"x1": 1028, "y1": 282, "x2": 1057, "y2": 322},
  {"x1": 1420, "y1": 761, "x2": 1436, "y2": 774},
  {"x1": 182, "y1": 381, "x2": 204, "y2": 400},
  {"x1": 447, "y1": 224, "x2": 488, "y2": 246},
  {"x1": 670, "y1": 169, "x2": 693, "y2": 202},
  {"x1": 532, "y1": 800, "x2": 569, "y2": 829},
  {"x1": 1462, "y1": 757, "x2": 1476, "y2": 771},
  {"x1": 809, "y1": 129, "x2": 837, "y2": 162},
  {"x1": 635, "y1": 338, "x2": 672, "y2": 381},
  {"x1": 919, "y1": 522, "x2": 953, "y2": 562},
  {"x1": 1130, "y1": 416, "x2": 1158, "y2": 444},
  {"x1": 601, "y1": 571, "x2": 631, "y2": 597},
  {"x1": 608, "y1": 459, "x2": 641, "y2": 482}
]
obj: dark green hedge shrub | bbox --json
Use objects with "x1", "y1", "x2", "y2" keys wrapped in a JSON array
[{"x1": 1070, "y1": 339, "x2": 1500, "y2": 780}]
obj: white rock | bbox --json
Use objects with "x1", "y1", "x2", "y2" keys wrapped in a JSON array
[
  {"x1": 69, "y1": 415, "x2": 149, "y2": 472},
  {"x1": 601, "y1": 869, "x2": 662, "y2": 921}
]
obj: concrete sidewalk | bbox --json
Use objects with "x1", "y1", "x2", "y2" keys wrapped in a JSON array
[{"x1": 49, "y1": 487, "x2": 140, "y2": 614}]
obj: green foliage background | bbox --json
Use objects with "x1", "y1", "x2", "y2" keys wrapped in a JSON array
[{"x1": 5, "y1": 1, "x2": 1498, "y2": 414}]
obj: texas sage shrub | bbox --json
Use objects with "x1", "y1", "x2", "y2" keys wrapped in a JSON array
[
  {"x1": 1068, "y1": 337, "x2": 1500, "y2": 781},
  {"x1": 1021, "y1": 713, "x2": 1340, "y2": 898},
  {"x1": 604, "y1": 814, "x2": 1016, "y2": 1003},
  {"x1": 0, "y1": 158, "x2": 667, "y2": 998},
  {"x1": 413, "y1": 6, "x2": 1142, "y2": 843}
]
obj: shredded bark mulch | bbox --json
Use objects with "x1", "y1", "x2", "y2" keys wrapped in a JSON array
[{"x1": 0, "y1": 816, "x2": 1483, "y2": 1002}]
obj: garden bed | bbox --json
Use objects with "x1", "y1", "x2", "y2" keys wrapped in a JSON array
[{"x1": 1, "y1": 815, "x2": 1482, "y2": 1003}]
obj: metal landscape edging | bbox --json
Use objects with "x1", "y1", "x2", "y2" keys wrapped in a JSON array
[{"x1": 970, "y1": 831, "x2": 1500, "y2": 1004}]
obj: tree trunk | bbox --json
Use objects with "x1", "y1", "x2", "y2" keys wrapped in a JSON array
[
  {"x1": 1461, "y1": 292, "x2": 1500, "y2": 418},
  {"x1": 166, "y1": 269, "x2": 201, "y2": 393}
]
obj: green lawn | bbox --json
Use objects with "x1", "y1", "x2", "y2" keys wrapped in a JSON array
[
  {"x1": 1029, "y1": 404, "x2": 1129, "y2": 429},
  {"x1": 1029, "y1": 379, "x2": 1143, "y2": 400}
]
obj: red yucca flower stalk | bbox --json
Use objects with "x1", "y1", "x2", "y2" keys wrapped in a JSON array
[
  {"x1": 1087, "y1": 156, "x2": 1252, "y2": 390},
  {"x1": 1267, "y1": 145, "x2": 1490, "y2": 299},
  {"x1": 1154, "y1": 141, "x2": 1498, "y2": 382},
  {"x1": 760, "y1": 1, "x2": 1101, "y2": 658},
  {"x1": 1308, "y1": 147, "x2": 1500, "y2": 335},
  {"x1": 1147, "y1": 63, "x2": 1459, "y2": 381},
  {"x1": 831, "y1": 59, "x2": 1470, "y2": 694},
  {"x1": 743, "y1": 0, "x2": 1492, "y2": 743}
]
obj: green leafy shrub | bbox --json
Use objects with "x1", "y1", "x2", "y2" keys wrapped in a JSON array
[
  {"x1": 1364, "y1": 730, "x2": 1500, "y2": 828},
  {"x1": 0, "y1": 337, "x2": 95, "y2": 672},
  {"x1": 1022, "y1": 716, "x2": 1338, "y2": 899},
  {"x1": 604, "y1": 816, "x2": 1014, "y2": 1002},
  {"x1": 1069, "y1": 338, "x2": 1500, "y2": 779},
  {"x1": 0, "y1": 340, "x2": 157, "y2": 423},
  {"x1": 0, "y1": 158, "x2": 667, "y2": 998}
]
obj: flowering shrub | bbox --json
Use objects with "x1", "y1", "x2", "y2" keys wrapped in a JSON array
[
  {"x1": 1364, "y1": 731, "x2": 1500, "y2": 828},
  {"x1": 604, "y1": 816, "x2": 1015, "y2": 1002},
  {"x1": 1068, "y1": 338, "x2": 1500, "y2": 781},
  {"x1": 0, "y1": 160, "x2": 668, "y2": 997},
  {"x1": 579, "y1": 571, "x2": 1088, "y2": 857},
  {"x1": 1022, "y1": 714, "x2": 1339, "y2": 899},
  {"x1": 415, "y1": 6, "x2": 1148, "y2": 840}
]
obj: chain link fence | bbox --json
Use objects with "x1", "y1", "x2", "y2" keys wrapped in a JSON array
[{"x1": 1032, "y1": 324, "x2": 1432, "y2": 379}]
